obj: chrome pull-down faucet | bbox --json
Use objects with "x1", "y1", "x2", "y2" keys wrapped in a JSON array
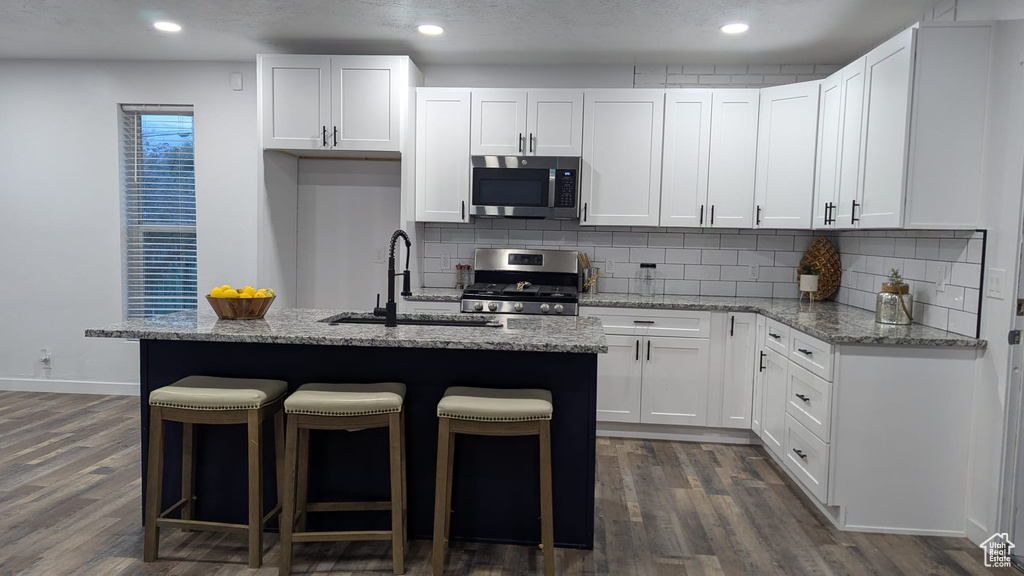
[{"x1": 375, "y1": 229, "x2": 412, "y2": 327}]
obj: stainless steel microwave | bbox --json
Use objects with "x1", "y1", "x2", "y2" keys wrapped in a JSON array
[{"x1": 470, "y1": 156, "x2": 581, "y2": 219}]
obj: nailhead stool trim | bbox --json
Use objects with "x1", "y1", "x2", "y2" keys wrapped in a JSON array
[
  {"x1": 432, "y1": 387, "x2": 555, "y2": 576},
  {"x1": 280, "y1": 382, "x2": 408, "y2": 576},
  {"x1": 144, "y1": 376, "x2": 287, "y2": 569}
]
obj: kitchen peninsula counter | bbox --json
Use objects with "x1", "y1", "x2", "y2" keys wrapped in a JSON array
[{"x1": 87, "y1": 308, "x2": 605, "y2": 549}]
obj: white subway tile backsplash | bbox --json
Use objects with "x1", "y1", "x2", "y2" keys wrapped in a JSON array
[
  {"x1": 457, "y1": 244, "x2": 486, "y2": 259},
  {"x1": 598, "y1": 277, "x2": 628, "y2": 293},
  {"x1": 612, "y1": 232, "x2": 648, "y2": 247},
  {"x1": 422, "y1": 258, "x2": 441, "y2": 273},
  {"x1": 967, "y1": 239, "x2": 984, "y2": 264},
  {"x1": 648, "y1": 233, "x2": 685, "y2": 248},
  {"x1": 737, "y1": 282, "x2": 774, "y2": 297},
  {"x1": 664, "y1": 280, "x2": 700, "y2": 295},
  {"x1": 915, "y1": 303, "x2": 949, "y2": 331},
  {"x1": 476, "y1": 229, "x2": 509, "y2": 244},
  {"x1": 894, "y1": 238, "x2": 916, "y2": 258},
  {"x1": 666, "y1": 249, "x2": 702, "y2": 264},
  {"x1": 916, "y1": 239, "x2": 940, "y2": 259},
  {"x1": 526, "y1": 219, "x2": 563, "y2": 230},
  {"x1": 630, "y1": 247, "x2": 666, "y2": 264},
  {"x1": 424, "y1": 243, "x2": 457, "y2": 258},
  {"x1": 948, "y1": 310, "x2": 978, "y2": 336},
  {"x1": 685, "y1": 265, "x2": 721, "y2": 281},
  {"x1": 720, "y1": 234, "x2": 758, "y2": 250},
  {"x1": 489, "y1": 218, "x2": 528, "y2": 230},
  {"x1": 596, "y1": 246, "x2": 631, "y2": 263},
  {"x1": 774, "y1": 251, "x2": 802, "y2": 267},
  {"x1": 781, "y1": 64, "x2": 816, "y2": 74},
  {"x1": 542, "y1": 230, "x2": 578, "y2": 246},
  {"x1": 864, "y1": 256, "x2": 885, "y2": 275},
  {"x1": 773, "y1": 283, "x2": 800, "y2": 299},
  {"x1": 423, "y1": 272, "x2": 455, "y2": 287},
  {"x1": 759, "y1": 267, "x2": 796, "y2": 283},
  {"x1": 860, "y1": 238, "x2": 896, "y2": 257},
  {"x1": 700, "y1": 281, "x2": 737, "y2": 296},
  {"x1": 757, "y1": 235, "x2": 794, "y2": 251},
  {"x1": 421, "y1": 227, "x2": 441, "y2": 242},
  {"x1": 964, "y1": 288, "x2": 980, "y2": 312},
  {"x1": 721, "y1": 266, "x2": 753, "y2": 281},
  {"x1": 933, "y1": 285, "x2": 966, "y2": 310},
  {"x1": 747, "y1": 64, "x2": 782, "y2": 74},
  {"x1": 658, "y1": 263, "x2": 685, "y2": 279},
  {"x1": 684, "y1": 233, "x2": 721, "y2": 249},
  {"x1": 441, "y1": 228, "x2": 476, "y2": 243},
  {"x1": 902, "y1": 259, "x2": 927, "y2": 281},
  {"x1": 738, "y1": 251, "x2": 776, "y2": 266},
  {"x1": 701, "y1": 249, "x2": 738, "y2": 265},
  {"x1": 951, "y1": 262, "x2": 981, "y2": 289},
  {"x1": 577, "y1": 231, "x2": 614, "y2": 246},
  {"x1": 938, "y1": 239, "x2": 969, "y2": 262},
  {"x1": 508, "y1": 229, "x2": 544, "y2": 245}
]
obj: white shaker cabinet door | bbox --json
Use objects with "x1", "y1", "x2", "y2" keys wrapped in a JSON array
[
  {"x1": 751, "y1": 315, "x2": 767, "y2": 435},
  {"x1": 858, "y1": 27, "x2": 915, "y2": 229},
  {"x1": 813, "y1": 70, "x2": 842, "y2": 230},
  {"x1": 596, "y1": 335, "x2": 643, "y2": 423},
  {"x1": 721, "y1": 313, "x2": 757, "y2": 429},
  {"x1": 834, "y1": 57, "x2": 867, "y2": 229},
  {"x1": 640, "y1": 337, "x2": 711, "y2": 426},
  {"x1": 416, "y1": 89, "x2": 471, "y2": 223},
  {"x1": 754, "y1": 81, "x2": 820, "y2": 229},
  {"x1": 260, "y1": 55, "x2": 332, "y2": 150},
  {"x1": 760, "y1": 348, "x2": 789, "y2": 458},
  {"x1": 707, "y1": 90, "x2": 759, "y2": 228},
  {"x1": 470, "y1": 90, "x2": 527, "y2": 156},
  {"x1": 660, "y1": 90, "x2": 712, "y2": 228},
  {"x1": 331, "y1": 56, "x2": 402, "y2": 152},
  {"x1": 527, "y1": 90, "x2": 584, "y2": 156},
  {"x1": 581, "y1": 90, "x2": 664, "y2": 226}
]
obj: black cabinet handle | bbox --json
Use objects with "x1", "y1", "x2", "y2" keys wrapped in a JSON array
[
  {"x1": 798, "y1": 348, "x2": 813, "y2": 356},
  {"x1": 710, "y1": 205, "x2": 715, "y2": 226},
  {"x1": 759, "y1": 351, "x2": 766, "y2": 372},
  {"x1": 852, "y1": 200, "x2": 860, "y2": 224},
  {"x1": 633, "y1": 320, "x2": 655, "y2": 324},
  {"x1": 530, "y1": 133, "x2": 535, "y2": 153},
  {"x1": 635, "y1": 339, "x2": 640, "y2": 361},
  {"x1": 730, "y1": 315, "x2": 735, "y2": 336},
  {"x1": 647, "y1": 340, "x2": 651, "y2": 361},
  {"x1": 793, "y1": 449, "x2": 807, "y2": 460},
  {"x1": 824, "y1": 202, "x2": 833, "y2": 225},
  {"x1": 333, "y1": 126, "x2": 338, "y2": 147},
  {"x1": 699, "y1": 205, "x2": 704, "y2": 226},
  {"x1": 461, "y1": 201, "x2": 465, "y2": 221},
  {"x1": 756, "y1": 205, "x2": 762, "y2": 226},
  {"x1": 795, "y1": 393, "x2": 810, "y2": 402},
  {"x1": 583, "y1": 203, "x2": 588, "y2": 222},
  {"x1": 322, "y1": 125, "x2": 327, "y2": 147},
  {"x1": 519, "y1": 133, "x2": 523, "y2": 153},
  {"x1": 768, "y1": 332, "x2": 781, "y2": 340}
]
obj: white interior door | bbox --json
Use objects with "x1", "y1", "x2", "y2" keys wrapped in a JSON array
[{"x1": 660, "y1": 90, "x2": 712, "y2": 228}]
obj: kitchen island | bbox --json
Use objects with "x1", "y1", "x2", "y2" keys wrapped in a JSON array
[{"x1": 86, "y1": 309, "x2": 607, "y2": 549}]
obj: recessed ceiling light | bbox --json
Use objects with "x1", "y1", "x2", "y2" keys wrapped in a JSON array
[
  {"x1": 720, "y1": 22, "x2": 750, "y2": 34},
  {"x1": 154, "y1": 21, "x2": 182, "y2": 33},
  {"x1": 417, "y1": 24, "x2": 444, "y2": 35}
]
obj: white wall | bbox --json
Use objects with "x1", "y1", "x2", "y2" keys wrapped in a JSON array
[
  {"x1": 295, "y1": 159, "x2": 401, "y2": 310},
  {"x1": 422, "y1": 64, "x2": 633, "y2": 88},
  {"x1": 0, "y1": 60, "x2": 257, "y2": 394}
]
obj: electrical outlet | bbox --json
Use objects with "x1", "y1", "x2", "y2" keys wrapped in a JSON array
[
  {"x1": 989, "y1": 268, "x2": 1007, "y2": 300},
  {"x1": 440, "y1": 254, "x2": 451, "y2": 271},
  {"x1": 747, "y1": 265, "x2": 759, "y2": 280},
  {"x1": 374, "y1": 248, "x2": 385, "y2": 264},
  {"x1": 605, "y1": 260, "x2": 615, "y2": 275}
]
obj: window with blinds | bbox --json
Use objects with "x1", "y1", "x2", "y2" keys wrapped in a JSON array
[{"x1": 120, "y1": 105, "x2": 197, "y2": 319}]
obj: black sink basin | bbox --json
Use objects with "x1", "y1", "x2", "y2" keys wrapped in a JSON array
[{"x1": 329, "y1": 316, "x2": 502, "y2": 328}]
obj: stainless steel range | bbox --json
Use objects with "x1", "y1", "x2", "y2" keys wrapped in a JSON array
[{"x1": 461, "y1": 248, "x2": 580, "y2": 315}]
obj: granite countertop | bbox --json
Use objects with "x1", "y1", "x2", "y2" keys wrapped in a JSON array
[
  {"x1": 85, "y1": 309, "x2": 608, "y2": 354},
  {"x1": 404, "y1": 291, "x2": 985, "y2": 348}
]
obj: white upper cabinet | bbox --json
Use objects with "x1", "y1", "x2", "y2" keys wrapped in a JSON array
[
  {"x1": 707, "y1": 91, "x2": 759, "y2": 228},
  {"x1": 812, "y1": 71, "x2": 842, "y2": 230},
  {"x1": 858, "y1": 28, "x2": 916, "y2": 229},
  {"x1": 259, "y1": 55, "x2": 406, "y2": 152},
  {"x1": 834, "y1": 58, "x2": 867, "y2": 229},
  {"x1": 470, "y1": 89, "x2": 583, "y2": 156},
  {"x1": 660, "y1": 90, "x2": 712, "y2": 228},
  {"x1": 754, "y1": 81, "x2": 820, "y2": 229},
  {"x1": 581, "y1": 90, "x2": 665, "y2": 226},
  {"x1": 416, "y1": 88, "x2": 471, "y2": 223},
  {"x1": 660, "y1": 90, "x2": 757, "y2": 228}
]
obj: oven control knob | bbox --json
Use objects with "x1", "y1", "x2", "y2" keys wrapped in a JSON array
[
  {"x1": 488, "y1": 302, "x2": 498, "y2": 312},
  {"x1": 554, "y1": 304, "x2": 564, "y2": 314},
  {"x1": 514, "y1": 302, "x2": 524, "y2": 312},
  {"x1": 473, "y1": 302, "x2": 483, "y2": 312},
  {"x1": 540, "y1": 303, "x2": 550, "y2": 313}
]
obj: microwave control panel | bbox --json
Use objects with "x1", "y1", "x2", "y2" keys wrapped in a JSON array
[{"x1": 555, "y1": 170, "x2": 578, "y2": 208}]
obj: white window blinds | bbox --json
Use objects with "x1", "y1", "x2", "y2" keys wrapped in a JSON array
[{"x1": 121, "y1": 105, "x2": 197, "y2": 319}]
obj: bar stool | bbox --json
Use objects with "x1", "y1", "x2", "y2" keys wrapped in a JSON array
[
  {"x1": 431, "y1": 387, "x2": 554, "y2": 576},
  {"x1": 143, "y1": 375, "x2": 287, "y2": 568},
  {"x1": 279, "y1": 382, "x2": 407, "y2": 576}
]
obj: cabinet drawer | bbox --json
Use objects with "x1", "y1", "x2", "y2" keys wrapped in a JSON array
[
  {"x1": 764, "y1": 319, "x2": 790, "y2": 355},
  {"x1": 789, "y1": 330, "x2": 834, "y2": 381},
  {"x1": 783, "y1": 414, "x2": 830, "y2": 503},
  {"x1": 785, "y1": 363, "x2": 832, "y2": 442},
  {"x1": 586, "y1": 308, "x2": 710, "y2": 338}
]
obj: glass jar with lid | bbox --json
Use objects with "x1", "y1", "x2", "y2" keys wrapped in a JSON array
[{"x1": 637, "y1": 263, "x2": 657, "y2": 297}]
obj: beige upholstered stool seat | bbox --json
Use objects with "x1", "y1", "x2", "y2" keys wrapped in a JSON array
[
  {"x1": 437, "y1": 387, "x2": 553, "y2": 422},
  {"x1": 149, "y1": 375, "x2": 287, "y2": 410},
  {"x1": 285, "y1": 382, "x2": 406, "y2": 416}
]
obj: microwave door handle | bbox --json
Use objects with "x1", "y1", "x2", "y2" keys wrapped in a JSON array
[{"x1": 549, "y1": 169, "x2": 557, "y2": 207}]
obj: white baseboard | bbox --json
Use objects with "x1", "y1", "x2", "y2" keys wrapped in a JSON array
[
  {"x1": 597, "y1": 422, "x2": 759, "y2": 444},
  {"x1": 966, "y1": 518, "x2": 990, "y2": 545},
  {"x1": 0, "y1": 377, "x2": 139, "y2": 396}
]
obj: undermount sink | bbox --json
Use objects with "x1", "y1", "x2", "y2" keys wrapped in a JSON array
[{"x1": 328, "y1": 316, "x2": 502, "y2": 328}]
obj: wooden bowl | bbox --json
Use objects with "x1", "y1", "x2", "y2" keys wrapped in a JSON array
[{"x1": 205, "y1": 295, "x2": 276, "y2": 319}]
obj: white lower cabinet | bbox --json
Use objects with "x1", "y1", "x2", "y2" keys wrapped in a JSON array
[
  {"x1": 783, "y1": 414, "x2": 830, "y2": 502},
  {"x1": 760, "y1": 348, "x2": 789, "y2": 458},
  {"x1": 751, "y1": 315, "x2": 767, "y2": 435},
  {"x1": 596, "y1": 334, "x2": 644, "y2": 423},
  {"x1": 640, "y1": 336, "x2": 711, "y2": 426},
  {"x1": 721, "y1": 313, "x2": 757, "y2": 429}
]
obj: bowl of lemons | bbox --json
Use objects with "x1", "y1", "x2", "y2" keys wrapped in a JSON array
[{"x1": 206, "y1": 285, "x2": 276, "y2": 319}]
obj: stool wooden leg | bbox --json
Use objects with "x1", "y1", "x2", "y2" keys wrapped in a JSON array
[
  {"x1": 431, "y1": 417, "x2": 452, "y2": 576},
  {"x1": 143, "y1": 406, "x2": 165, "y2": 562},
  {"x1": 539, "y1": 420, "x2": 554, "y2": 576},
  {"x1": 296, "y1": 427, "x2": 310, "y2": 532},
  {"x1": 279, "y1": 414, "x2": 300, "y2": 576},
  {"x1": 400, "y1": 411, "x2": 408, "y2": 544},
  {"x1": 274, "y1": 409, "x2": 285, "y2": 516},
  {"x1": 444, "y1": 427, "x2": 455, "y2": 546},
  {"x1": 388, "y1": 412, "x2": 405, "y2": 575},
  {"x1": 247, "y1": 409, "x2": 264, "y2": 569},
  {"x1": 181, "y1": 422, "x2": 196, "y2": 532}
]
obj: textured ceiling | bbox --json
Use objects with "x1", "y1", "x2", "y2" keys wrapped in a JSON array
[{"x1": 0, "y1": 0, "x2": 938, "y2": 65}]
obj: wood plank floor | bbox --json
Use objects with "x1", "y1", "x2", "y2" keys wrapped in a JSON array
[{"x1": 0, "y1": 391, "x2": 1014, "y2": 575}]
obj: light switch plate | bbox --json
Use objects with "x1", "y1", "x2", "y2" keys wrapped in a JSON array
[
  {"x1": 748, "y1": 265, "x2": 759, "y2": 280},
  {"x1": 988, "y1": 268, "x2": 1006, "y2": 300},
  {"x1": 230, "y1": 72, "x2": 243, "y2": 91}
]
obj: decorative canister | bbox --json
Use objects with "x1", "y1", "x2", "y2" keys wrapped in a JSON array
[{"x1": 875, "y1": 284, "x2": 914, "y2": 325}]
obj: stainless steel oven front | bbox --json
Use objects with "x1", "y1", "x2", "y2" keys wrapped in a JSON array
[{"x1": 470, "y1": 156, "x2": 580, "y2": 219}]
